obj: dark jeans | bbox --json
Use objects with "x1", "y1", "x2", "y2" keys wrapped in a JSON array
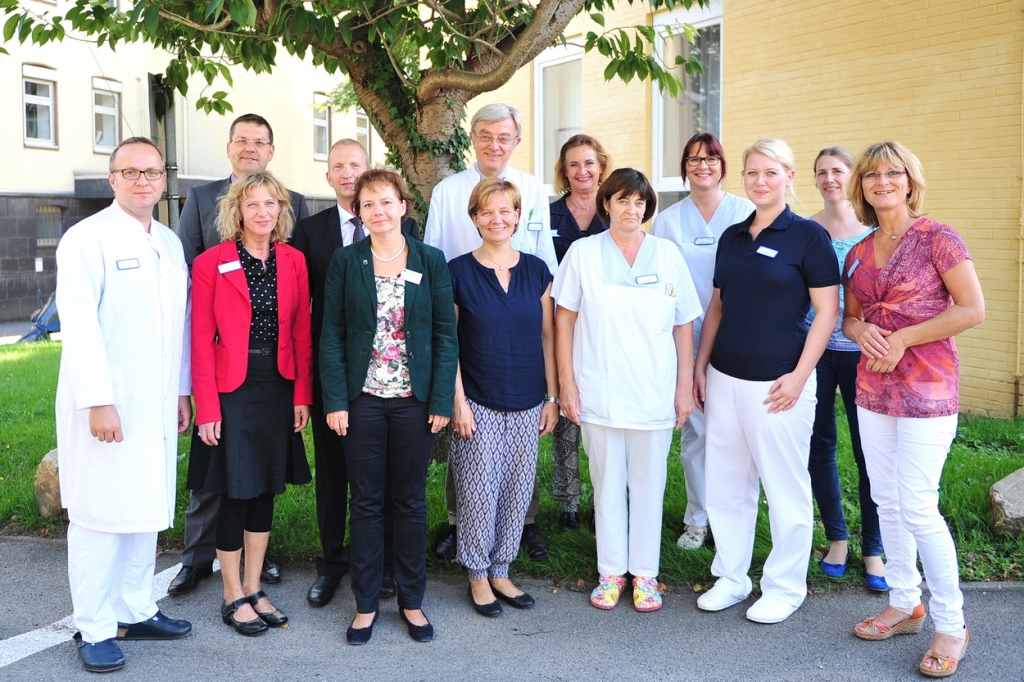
[
  {"x1": 808, "y1": 349, "x2": 884, "y2": 557},
  {"x1": 342, "y1": 393, "x2": 434, "y2": 613}
]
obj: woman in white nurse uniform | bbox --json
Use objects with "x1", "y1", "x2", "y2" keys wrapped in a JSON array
[
  {"x1": 651, "y1": 132, "x2": 754, "y2": 550},
  {"x1": 554, "y1": 168, "x2": 701, "y2": 613}
]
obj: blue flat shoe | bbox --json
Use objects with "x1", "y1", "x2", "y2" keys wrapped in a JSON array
[
  {"x1": 865, "y1": 573, "x2": 890, "y2": 592},
  {"x1": 73, "y1": 632, "x2": 126, "y2": 673},
  {"x1": 819, "y1": 551, "x2": 850, "y2": 579}
]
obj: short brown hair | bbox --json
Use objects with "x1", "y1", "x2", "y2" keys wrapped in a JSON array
[
  {"x1": 215, "y1": 171, "x2": 294, "y2": 243},
  {"x1": 354, "y1": 168, "x2": 412, "y2": 218},
  {"x1": 553, "y1": 134, "x2": 612, "y2": 195},
  {"x1": 681, "y1": 132, "x2": 727, "y2": 184},
  {"x1": 849, "y1": 141, "x2": 927, "y2": 227},
  {"x1": 468, "y1": 177, "x2": 522, "y2": 236},
  {"x1": 229, "y1": 113, "x2": 274, "y2": 144},
  {"x1": 597, "y1": 168, "x2": 657, "y2": 224},
  {"x1": 109, "y1": 136, "x2": 163, "y2": 172}
]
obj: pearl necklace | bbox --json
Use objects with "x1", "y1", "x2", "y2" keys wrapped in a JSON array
[
  {"x1": 480, "y1": 249, "x2": 515, "y2": 271},
  {"x1": 371, "y1": 238, "x2": 406, "y2": 262},
  {"x1": 878, "y1": 216, "x2": 914, "y2": 241}
]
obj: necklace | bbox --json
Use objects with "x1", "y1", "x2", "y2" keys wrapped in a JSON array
[
  {"x1": 878, "y1": 216, "x2": 914, "y2": 241},
  {"x1": 567, "y1": 195, "x2": 596, "y2": 215},
  {"x1": 479, "y1": 249, "x2": 516, "y2": 271},
  {"x1": 370, "y1": 239, "x2": 406, "y2": 262}
]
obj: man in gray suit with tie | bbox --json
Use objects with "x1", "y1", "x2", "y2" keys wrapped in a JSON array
[
  {"x1": 292, "y1": 139, "x2": 419, "y2": 607},
  {"x1": 168, "y1": 113, "x2": 310, "y2": 595}
]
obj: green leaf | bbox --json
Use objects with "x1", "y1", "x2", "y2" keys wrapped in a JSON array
[
  {"x1": 603, "y1": 59, "x2": 618, "y2": 81},
  {"x1": 229, "y1": 0, "x2": 257, "y2": 28},
  {"x1": 293, "y1": 7, "x2": 308, "y2": 38},
  {"x1": 18, "y1": 16, "x2": 31, "y2": 43},
  {"x1": 142, "y1": 4, "x2": 160, "y2": 33},
  {"x1": 338, "y1": 18, "x2": 352, "y2": 46},
  {"x1": 589, "y1": 12, "x2": 605, "y2": 27},
  {"x1": 3, "y1": 14, "x2": 19, "y2": 42},
  {"x1": 204, "y1": 0, "x2": 225, "y2": 22}
]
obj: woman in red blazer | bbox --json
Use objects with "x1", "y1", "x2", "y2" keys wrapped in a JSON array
[{"x1": 188, "y1": 171, "x2": 313, "y2": 637}]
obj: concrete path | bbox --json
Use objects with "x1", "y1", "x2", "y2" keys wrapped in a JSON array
[{"x1": 0, "y1": 537, "x2": 1019, "y2": 681}]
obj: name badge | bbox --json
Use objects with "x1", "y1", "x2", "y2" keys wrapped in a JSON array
[
  {"x1": 527, "y1": 221, "x2": 543, "y2": 232},
  {"x1": 116, "y1": 258, "x2": 140, "y2": 270},
  {"x1": 693, "y1": 237, "x2": 716, "y2": 246},
  {"x1": 218, "y1": 260, "x2": 242, "y2": 274},
  {"x1": 756, "y1": 246, "x2": 778, "y2": 258},
  {"x1": 846, "y1": 258, "x2": 861, "y2": 279},
  {"x1": 636, "y1": 274, "x2": 659, "y2": 285},
  {"x1": 401, "y1": 269, "x2": 423, "y2": 285},
  {"x1": 550, "y1": 229, "x2": 560, "y2": 238}
]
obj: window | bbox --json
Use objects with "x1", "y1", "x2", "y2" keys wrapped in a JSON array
[
  {"x1": 355, "y1": 109, "x2": 372, "y2": 160},
  {"x1": 23, "y1": 65, "x2": 57, "y2": 148},
  {"x1": 313, "y1": 93, "x2": 330, "y2": 160},
  {"x1": 36, "y1": 206, "x2": 63, "y2": 248},
  {"x1": 652, "y1": 1, "x2": 723, "y2": 200},
  {"x1": 93, "y1": 78, "x2": 122, "y2": 153},
  {"x1": 534, "y1": 44, "x2": 583, "y2": 191}
]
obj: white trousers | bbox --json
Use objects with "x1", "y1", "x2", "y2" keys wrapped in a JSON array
[
  {"x1": 679, "y1": 406, "x2": 708, "y2": 527},
  {"x1": 857, "y1": 408, "x2": 964, "y2": 631},
  {"x1": 704, "y1": 367, "x2": 816, "y2": 607},
  {"x1": 582, "y1": 423, "x2": 673, "y2": 578},
  {"x1": 67, "y1": 522, "x2": 159, "y2": 643}
]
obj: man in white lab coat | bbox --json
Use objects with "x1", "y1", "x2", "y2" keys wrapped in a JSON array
[{"x1": 55, "y1": 137, "x2": 193, "y2": 674}]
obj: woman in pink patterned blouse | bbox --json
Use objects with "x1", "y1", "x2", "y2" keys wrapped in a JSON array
[{"x1": 842, "y1": 141, "x2": 984, "y2": 679}]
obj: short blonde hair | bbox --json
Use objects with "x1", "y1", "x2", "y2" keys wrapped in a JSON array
[
  {"x1": 742, "y1": 138, "x2": 797, "y2": 201},
  {"x1": 849, "y1": 141, "x2": 927, "y2": 227},
  {"x1": 468, "y1": 177, "x2": 522, "y2": 236},
  {"x1": 216, "y1": 171, "x2": 294, "y2": 243}
]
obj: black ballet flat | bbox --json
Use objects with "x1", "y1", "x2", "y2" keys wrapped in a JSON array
[
  {"x1": 221, "y1": 597, "x2": 268, "y2": 636},
  {"x1": 468, "y1": 585, "x2": 502, "y2": 618},
  {"x1": 492, "y1": 586, "x2": 536, "y2": 609},
  {"x1": 346, "y1": 611, "x2": 379, "y2": 645},
  {"x1": 400, "y1": 608, "x2": 434, "y2": 642},
  {"x1": 247, "y1": 590, "x2": 288, "y2": 628}
]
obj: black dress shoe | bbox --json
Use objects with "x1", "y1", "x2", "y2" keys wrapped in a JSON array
[
  {"x1": 166, "y1": 564, "x2": 213, "y2": 595},
  {"x1": 521, "y1": 523, "x2": 550, "y2": 561},
  {"x1": 559, "y1": 512, "x2": 581, "y2": 530},
  {"x1": 307, "y1": 575, "x2": 341, "y2": 607},
  {"x1": 261, "y1": 559, "x2": 282, "y2": 584},
  {"x1": 221, "y1": 597, "x2": 268, "y2": 636},
  {"x1": 380, "y1": 571, "x2": 397, "y2": 599},
  {"x1": 116, "y1": 611, "x2": 192, "y2": 640},
  {"x1": 247, "y1": 590, "x2": 288, "y2": 628},
  {"x1": 434, "y1": 525, "x2": 457, "y2": 559},
  {"x1": 73, "y1": 633, "x2": 126, "y2": 673},
  {"x1": 346, "y1": 611, "x2": 380, "y2": 645},
  {"x1": 492, "y1": 586, "x2": 536, "y2": 609},
  {"x1": 399, "y1": 608, "x2": 434, "y2": 642},
  {"x1": 468, "y1": 585, "x2": 502, "y2": 618}
]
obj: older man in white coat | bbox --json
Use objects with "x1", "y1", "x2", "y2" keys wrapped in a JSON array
[{"x1": 56, "y1": 137, "x2": 193, "y2": 674}]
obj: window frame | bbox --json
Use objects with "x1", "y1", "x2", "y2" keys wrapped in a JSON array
[
  {"x1": 23, "y1": 67, "x2": 58, "y2": 149},
  {"x1": 355, "y1": 108, "x2": 372, "y2": 161},
  {"x1": 313, "y1": 92, "x2": 331, "y2": 161},
  {"x1": 532, "y1": 42, "x2": 583, "y2": 196},
  {"x1": 92, "y1": 77, "x2": 122, "y2": 154},
  {"x1": 35, "y1": 205, "x2": 63, "y2": 249},
  {"x1": 651, "y1": 0, "x2": 723, "y2": 195}
]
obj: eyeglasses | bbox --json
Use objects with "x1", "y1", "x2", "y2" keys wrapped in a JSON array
[
  {"x1": 685, "y1": 155, "x2": 721, "y2": 167},
  {"x1": 474, "y1": 133, "x2": 516, "y2": 146},
  {"x1": 230, "y1": 138, "x2": 272, "y2": 148},
  {"x1": 861, "y1": 169, "x2": 907, "y2": 182},
  {"x1": 112, "y1": 168, "x2": 166, "y2": 180}
]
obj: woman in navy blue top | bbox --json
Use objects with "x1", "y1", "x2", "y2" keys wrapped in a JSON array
[
  {"x1": 693, "y1": 139, "x2": 839, "y2": 625},
  {"x1": 449, "y1": 177, "x2": 559, "y2": 617}
]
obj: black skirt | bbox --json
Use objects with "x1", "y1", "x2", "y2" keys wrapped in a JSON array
[{"x1": 187, "y1": 352, "x2": 311, "y2": 499}]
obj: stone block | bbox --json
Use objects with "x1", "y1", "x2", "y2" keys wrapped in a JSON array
[
  {"x1": 989, "y1": 467, "x2": 1024, "y2": 537},
  {"x1": 35, "y1": 448, "x2": 65, "y2": 519}
]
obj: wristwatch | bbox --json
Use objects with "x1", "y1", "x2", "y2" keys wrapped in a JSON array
[{"x1": 544, "y1": 396, "x2": 559, "y2": 404}]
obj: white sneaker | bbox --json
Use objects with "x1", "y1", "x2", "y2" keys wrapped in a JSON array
[
  {"x1": 696, "y1": 580, "x2": 750, "y2": 612},
  {"x1": 676, "y1": 524, "x2": 709, "y2": 549},
  {"x1": 745, "y1": 594, "x2": 802, "y2": 624}
]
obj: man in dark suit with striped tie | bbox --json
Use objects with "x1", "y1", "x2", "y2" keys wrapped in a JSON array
[{"x1": 292, "y1": 139, "x2": 419, "y2": 607}]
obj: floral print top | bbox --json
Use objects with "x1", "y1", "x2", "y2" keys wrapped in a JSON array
[
  {"x1": 362, "y1": 275, "x2": 413, "y2": 398},
  {"x1": 843, "y1": 217, "x2": 972, "y2": 418}
]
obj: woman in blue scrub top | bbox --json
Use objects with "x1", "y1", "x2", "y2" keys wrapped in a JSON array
[
  {"x1": 651, "y1": 132, "x2": 754, "y2": 550},
  {"x1": 554, "y1": 168, "x2": 702, "y2": 613}
]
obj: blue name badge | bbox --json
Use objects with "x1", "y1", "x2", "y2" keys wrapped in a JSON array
[
  {"x1": 756, "y1": 246, "x2": 778, "y2": 258},
  {"x1": 527, "y1": 221, "x2": 543, "y2": 232},
  {"x1": 636, "y1": 274, "x2": 659, "y2": 285},
  {"x1": 846, "y1": 257, "x2": 861, "y2": 279},
  {"x1": 694, "y1": 237, "x2": 716, "y2": 246},
  {"x1": 116, "y1": 258, "x2": 140, "y2": 270}
]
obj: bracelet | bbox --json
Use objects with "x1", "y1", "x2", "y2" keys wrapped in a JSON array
[{"x1": 544, "y1": 396, "x2": 559, "y2": 404}]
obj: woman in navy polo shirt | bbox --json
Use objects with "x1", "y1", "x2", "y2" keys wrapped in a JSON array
[{"x1": 694, "y1": 139, "x2": 839, "y2": 624}]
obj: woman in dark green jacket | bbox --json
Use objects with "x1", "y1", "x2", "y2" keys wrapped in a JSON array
[{"x1": 320, "y1": 168, "x2": 458, "y2": 645}]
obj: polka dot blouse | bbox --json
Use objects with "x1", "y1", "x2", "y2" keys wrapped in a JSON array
[{"x1": 237, "y1": 240, "x2": 279, "y2": 346}]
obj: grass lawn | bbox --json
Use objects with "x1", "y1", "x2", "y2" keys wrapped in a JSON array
[{"x1": 2, "y1": 341, "x2": 1023, "y2": 587}]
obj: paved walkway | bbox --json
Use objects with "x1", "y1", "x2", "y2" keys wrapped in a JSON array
[{"x1": 0, "y1": 536, "x2": 1019, "y2": 681}]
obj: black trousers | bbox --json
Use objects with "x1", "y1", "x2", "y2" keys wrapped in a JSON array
[
  {"x1": 342, "y1": 393, "x2": 434, "y2": 613},
  {"x1": 310, "y1": 396, "x2": 351, "y2": 579}
]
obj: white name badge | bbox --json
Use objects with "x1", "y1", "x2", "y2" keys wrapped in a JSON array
[
  {"x1": 550, "y1": 229, "x2": 560, "y2": 237},
  {"x1": 218, "y1": 260, "x2": 242, "y2": 274},
  {"x1": 116, "y1": 258, "x2": 140, "y2": 270},
  {"x1": 636, "y1": 274, "x2": 659, "y2": 285},
  {"x1": 756, "y1": 246, "x2": 778, "y2": 258},
  {"x1": 527, "y1": 221, "x2": 543, "y2": 232},
  {"x1": 694, "y1": 237, "x2": 716, "y2": 246},
  {"x1": 846, "y1": 258, "x2": 861, "y2": 279},
  {"x1": 401, "y1": 269, "x2": 423, "y2": 285}
]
